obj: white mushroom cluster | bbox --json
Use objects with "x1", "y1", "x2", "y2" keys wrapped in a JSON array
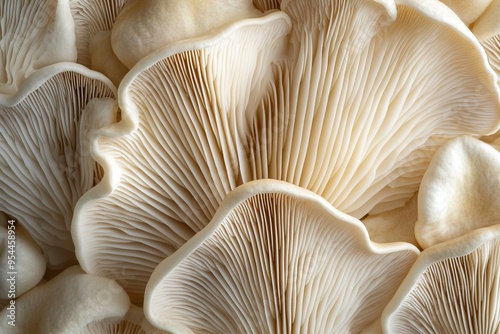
[{"x1": 1, "y1": 0, "x2": 500, "y2": 332}]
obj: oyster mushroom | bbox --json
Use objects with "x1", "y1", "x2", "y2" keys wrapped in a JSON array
[
  {"x1": 0, "y1": 0, "x2": 76, "y2": 95},
  {"x1": 145, "y1": 180, "x2": 419, "y2": 333},
  {"x1": 0, "y1": 63, "x2": 117, "y2": 268},
  {"x1": 380, "y1": 224, "x2": 500, "y2": 333},
  {"x1": 415, "y1": 136, "x2": 500, "y2": 249},
  {"x1": 74, "y1": 0, "x2": 500, "y2": 304},
  {"x1": 0, "y1": 266, "x2": 130, "y2": 333},
  {"x1": 73, "y1": 11, "x2": 291, "y2": 304}
]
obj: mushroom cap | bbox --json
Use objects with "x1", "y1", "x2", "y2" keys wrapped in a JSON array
[
  {"x1": 0, "y1": 266, "x2": 130, "y2": 334},
  {"x1": 0, "y1": 214, "x2": 46, "y2": 298},
  {"x1": 0, "y1": 0, "x2": 77, "y2": 95},
  {"x1": 0, "y1": 63, "x2": 116, "y2": 268},
  {"x1": 381, "y1": 224, "x2": 500, "y2": 333},
  {"x1": 415, "y1": 136, "x2": 500, "y2": 249},
  {"x1": 73, "y1": 11, "x2": 292, "y2": 304},
  {"x1": 259, "y1": 0, "x2": 500, "y2": 219},
  {"x1": 144, "y1": 180, "x2": 419, "y2": 333}
]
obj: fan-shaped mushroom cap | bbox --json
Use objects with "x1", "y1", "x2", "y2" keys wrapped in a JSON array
[
  {"x1": 88, "y1": 31, "x2": 129, "y2": 87},
  {"x1": 0, "y1": 214, "x2": 45, "y2": 298},
  {"x1": 73, "y1": 11, "x2": 291, "y2": 304},
  {"x1": 258, "y1": 0, "x2": 500, "y2": 219},
  {"x1": 381, "y1": 225, "x2": 500, "y2": 333},
  {"x1": 111, "y1": 0, "x2": 264, "y2": 68},
  {"x1": 144, "y1": 180, "x2": 419, "y2": 333},
  {"x1": 0, "y1": 63, "x2": 117, "y2": 268},
  {"x1": 0, "y1": 266, "x2": 130, "y2": 333},
  {"x1": 415, "y1": 136, "x2": 500, "y2": 249},
  {"x1": 0, "y1": 0, "x2": 76, "y2": 95}
]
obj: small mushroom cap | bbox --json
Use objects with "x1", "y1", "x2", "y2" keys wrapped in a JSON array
[
  {"x1": 0, "y1": 214, "x2": 46, "y2": 298},
  {"x1": 111, "y1": 0, "x2": 263, "y2": 68},
  {"x1": 415, "y1": 136, "x2": 500, "y2": 249},
  {"x1": 0, "y1": 266, "x2": 130, "y2": 334},
  {"x1": 381, "y1": 224, "x2": 500, "y2": 333},
  {"x1": 145, "y1": 180, "x2": 419, "y2": 333},
  {"x1": 0, "y1": 0, "x2": 76, "y2": 95},
  {"x1": 0, "y1": 63, "x2": 116, "y2": 268}
]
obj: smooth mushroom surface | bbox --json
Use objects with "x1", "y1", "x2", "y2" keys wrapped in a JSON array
[
  {"x1": 0, "y1": 213, "x2": 46, "y2": 299},
  {"x1": 380, "y1": 224, "x2": 500, "y2": 333},
  {"x1": 362, "y1": 194, "x2": 419, "y2": 247},
  {"x1": 0, "y1": 265, "x2": 130, "y2": 334},
  {"x1": 74, "y1": 0, "x2": 500, "y2": 305},
  {"x1": 145, "y1": 180, "x2": 419, "y2": 333},
  {"x1": 0, "y1": 0, "x2": 77, "y2": 95},
  {"x1": 415, "y1": 136, "x2": 500, "y2": 249},
  {"x1": 111, "y1": 0, "x2": 264, "y2": 68},
  {"x1": 0, "y1": 63, "x2": 116, "y2": 268}
]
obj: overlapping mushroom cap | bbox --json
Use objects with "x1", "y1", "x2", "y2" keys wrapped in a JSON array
[
  {"x1": 380, "y1": 225, "x2": 500, "y2": 333},
  {"x1": 0, "y1": 0, "x2": 77, "y2": 95},
  {"x1": 73, "y1": 0, "x2": 500, "y2": 304},
  {"x1": 416, "y1": 136, "x2": 500, "y2": 248},
  {"x1": 145, "y1": 180, "x2": 419, "y2": 333},
  {"x1": 0, "y1": 266, "x2": 130, "y2": 334},
  {"x1": 0, "y1": 63, "x2": 117, "y2": 268}
]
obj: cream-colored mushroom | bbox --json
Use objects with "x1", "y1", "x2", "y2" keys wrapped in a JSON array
[
  {"x1": 380, "y1": 225, "x2": 500, "y2": 333},
  {"x1": 0, "y1": 63, "x2": 117, "y2": 268},
  {"x1": 111, "y1": 0, "x2": 264, "y2": 68},
  {"x1": 145, "y1": 180, "x2": 419, "y2": 333},
  {"x1": 74, "y1": 0, "x2": 500, "y2": 305},
  {"x1": 0, "y1": 0, "x2": 76, "y2": 95},
  {"x1": 0, "y1": 266, "x2": 130, "y2": 333},
  {"x1": 73, "y1": 11, "x2": 291, "y2": 304},
  {"x1": 0, "y1": 213, "x2": 45, "y2": 299},
  {"x1": 415, "y1": 136, "x2": 500, "y2": 249}
]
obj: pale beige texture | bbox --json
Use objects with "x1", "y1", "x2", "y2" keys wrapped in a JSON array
[
  {"x1": 0, "y1": 0, "x2": 77, "y2": 95},
  {"x1": 111, "y1": 0, "x2": 263, "y2": 68},
  {"x1": 416, "y1": 136, "x2": 500, "y2": 249},
  {"x1": 381, "y1": 225, "x2": 500, "y2": 333},
  {"x1": 145, "y1": 180, "x2": 419, "y2": 333},
  {"x1": 0, "y1": 64, "x2": 116, "y2": 268}
]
